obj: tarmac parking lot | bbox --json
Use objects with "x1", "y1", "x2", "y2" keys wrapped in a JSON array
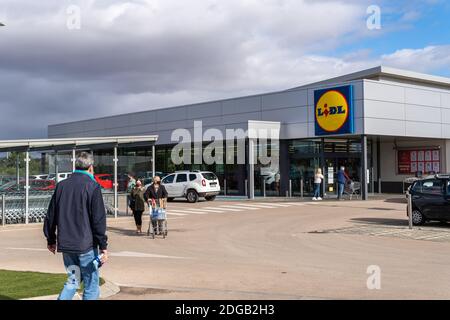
[{"x1": 1, "y1": 197, "x2": 450, "y2": 300}]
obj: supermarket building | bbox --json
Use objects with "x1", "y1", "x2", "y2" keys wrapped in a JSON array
[{"x1": 48, "y1": 66, "x2": 450, "y2": 199}]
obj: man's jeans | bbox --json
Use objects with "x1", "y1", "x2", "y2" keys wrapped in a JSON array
[
  {"x1": 338, "y1": 183, "x2": 345, "y2": 199},
  {"x1": 58, "y1": 249, "x2": 100, "y2": 300}
]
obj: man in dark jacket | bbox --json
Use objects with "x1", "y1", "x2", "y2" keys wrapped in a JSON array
[
  {"x1": 44, "y1": 152, "x2": 108, "y2": 300},
  {"x1": 337, "y1": 166, "x2": 350, "y2": 200}
]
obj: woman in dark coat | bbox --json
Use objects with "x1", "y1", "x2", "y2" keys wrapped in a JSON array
[{"x1": 130, "y1": 180, "x2": 146, "y2": 234}]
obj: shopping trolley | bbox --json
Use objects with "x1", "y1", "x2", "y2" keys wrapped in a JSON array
[
  {"x1": 344, "y1": 181, "x2": 361, "y2": 200},
  {"x1": 147, "y1": 205, "x2": 168, "y2": 239}
]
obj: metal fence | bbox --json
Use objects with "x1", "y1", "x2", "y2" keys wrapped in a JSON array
[{"x1": 0, "y1": 191, "x2": 120, "y2": 225}]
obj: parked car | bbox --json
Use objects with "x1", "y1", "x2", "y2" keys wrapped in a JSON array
[
  {"x1": 145, "y1": 171, "x2": 220, "y2": 203},
  {"x1": 47, "y1": 172, "x2": 72, "y2": 182},
  {"x1": 0, "y1": 175, "x2": 14, "y2": 186},
  {"x1": 30, "y1": 174, "x2": 49, "y2": 180},
  {"x1": 95, "y1": 174, "x2": 113, "y2": 189},
  {"x1": 0, "y1": 179, "x2": 56, "y2": 193},
  {"x1": 408, "y1": 174, "x2": 450, "y2": 225}
]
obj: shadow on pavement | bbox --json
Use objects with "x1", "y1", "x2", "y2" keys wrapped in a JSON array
[
  {"x1": 384, "y1": 197, "x2": 406, "y2": 204},
  {"x1": 351, "y1": 217, "x2": 408, "y2": 227},
  {"x1": 351, "y1": 217, "x2": 450, "y2": 229},
  {"x1": 107, "y1": 226, "x2": 141, "y2": 237}
]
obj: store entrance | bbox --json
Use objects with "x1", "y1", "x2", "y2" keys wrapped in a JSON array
[{"x1": 323, "y1": 156, "x2": 361, "y2": 196}]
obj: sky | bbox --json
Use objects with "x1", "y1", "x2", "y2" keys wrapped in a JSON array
[{"x1": 0, "y1": 0, "x2": 449, "y2": 139}]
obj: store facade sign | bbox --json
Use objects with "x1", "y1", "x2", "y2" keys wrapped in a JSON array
[{"x1": 314, "y1": 85, "x2": 354, "y2": 136}]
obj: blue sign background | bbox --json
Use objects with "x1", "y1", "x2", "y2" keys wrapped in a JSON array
[{"x1": 314, "y1": 85, "x2": 354, "y2": 136}]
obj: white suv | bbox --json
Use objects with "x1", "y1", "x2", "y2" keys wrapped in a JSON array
[{"x1": 160, "y1": 171, "x2": 220, "y2": 203}]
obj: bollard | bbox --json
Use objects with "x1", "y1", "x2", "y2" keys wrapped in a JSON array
[
  {"x1": 300, "y1": 179, "x2": 304, "y2": 198},
  {"x1": 262, "y1": 179, "x2": 266, "y2": 198},
  {"x1": 2, "y1": 194, "x2": 5, "y2": 226},
  {"x1": 289, "y1": 180, "x2": 292, "y2": 198},
  {"x1": 285, "y1": 191, "x2": 289, "y2": 198},
  {"x1": 407, "y1": 192, "x2": 413, "y2": 229},
  {"x1": 245, "y1": 180, "x2": 248, "y2": 197}
]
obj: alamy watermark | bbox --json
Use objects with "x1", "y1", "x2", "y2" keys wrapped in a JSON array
[
  {"x1": 367, "y1": 5, "x2": 381, "y2": 30},
  {"x1": 66, "y1": 5, "x2": 81, "y2": 30},
  {"x1": 170, "y1": 121, "x2": 280, "y2": 170},
  {"x1": 366, "y1": 265, "x2": 381, "y2": 290}
]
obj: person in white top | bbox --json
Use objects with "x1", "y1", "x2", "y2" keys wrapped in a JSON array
[{"x1": 313, "y1": 168, "x2": 324, "y2": 201}]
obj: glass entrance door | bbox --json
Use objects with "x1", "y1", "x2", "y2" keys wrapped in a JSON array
[{"x1": 324, "y1": 156, "x2": 361, "y2": 196}]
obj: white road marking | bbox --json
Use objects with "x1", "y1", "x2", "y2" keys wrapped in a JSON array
[
  {"x1": 4, "y1": 247, "x2": 48, "y2": 252},
  {"x1": 219, "y1": 205, "x2": 259, "y2": 210},
  {"x1": 165, "y1": 211, "x2": 189, "y2": 216},
  {"x1": 236, "y1": 203, "x2": 279, "y2": 209},
  {"x1": 183, "y1": 208, "x2": 225, "y2": 213},
  {"x1": 168, "y1": 209, "x2": 209, "y2": 215},
  {"x1": 3, "y1": 248, "x2": 188, "y2": 259},
  {"x1": 203, "y1": 207, "x2": 242, "y2": 212},
  {"x1": 257, "y1": 203, "x2": 291, "y2": 207},
  {"x1": 284, "y1": 202, "x2": 306, "y2": 206},
  {"x1": 111, "y1": 251, "x2": 188, "y2": 259}
]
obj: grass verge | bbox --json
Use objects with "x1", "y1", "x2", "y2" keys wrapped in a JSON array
[{"x1": 0, "y1": 269, "x2": 105, "y2": 300}]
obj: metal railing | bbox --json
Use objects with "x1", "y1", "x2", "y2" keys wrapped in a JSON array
[{"x1": 0, "y1": 191, "x2": 121, "y2": 225}]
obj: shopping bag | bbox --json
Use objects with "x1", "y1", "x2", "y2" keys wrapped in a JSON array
[{"x1": 151, "y1": 207, "x2": 166, "y2": 220}]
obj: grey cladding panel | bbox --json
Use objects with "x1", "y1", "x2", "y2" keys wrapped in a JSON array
[
  {"x1": 157, "y1": 107, "x2": 187, "y2": 122},
  {"x1": 222, "y1": 112, "x2": 261, "y2": 125},
  {"x1": 261, "y1": 106, "x2": 308, "y2": 123},
  {"x1": 187, "y1": 102, "x2": 222, "y2": 119},
  {"x1": 262, "y1": 90, "x2": 308, "y2": 110},
  {"x1": 222, "y1": 96, "x2": 261, "y2": 115},
  {"x1": 130, "y1": 111, "x2": 157, "y2": 125}
]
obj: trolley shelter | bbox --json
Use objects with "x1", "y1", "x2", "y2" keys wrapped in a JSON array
[{"x1": 0, "y1": 135, "x2": 158, "y2": 225}]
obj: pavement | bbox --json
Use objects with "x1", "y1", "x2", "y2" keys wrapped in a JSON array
[{"x1": 2, "y1": 196, "x2": 450, "y2": 300}]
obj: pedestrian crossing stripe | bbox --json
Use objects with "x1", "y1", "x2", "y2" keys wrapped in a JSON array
[
  {"x1": 203, "y1": 207, "x2": 242, "y2": 212},
  {"x1": 182, "y1": 208, "x2": 225, "y2": 213},
  {"x1": 165, "y1": 211, "x2": 188, "y2": 216},
  {"x1": 168, "y1": 210, "x2": 209, "y2": 215},
  {"x1": 219, "y1": 205, "x2": 259, "y2": 210},
  {"x1": 235, "y1": 203, "x2": 279, "y2": 209}
]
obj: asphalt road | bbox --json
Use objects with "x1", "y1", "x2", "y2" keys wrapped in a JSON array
[{"x1": 1, "y1": 198, "x2": 450, "y2": 300}]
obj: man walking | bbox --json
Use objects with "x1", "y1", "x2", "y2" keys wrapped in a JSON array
[
  {"x1": 44, "y1": 152, "x2": 108, "y2": 300},
  {"x1": 337, "y1": 166, "x2": 350, "y2": 200}
]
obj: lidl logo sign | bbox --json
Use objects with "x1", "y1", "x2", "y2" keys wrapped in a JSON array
[{"x1": 314, "y1": 85, "x2": 354, "y2": 136}]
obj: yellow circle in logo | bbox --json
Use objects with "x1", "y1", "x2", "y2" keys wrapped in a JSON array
[{"x1": 316, "y1": 90, "x2": 349, "y2": 132}]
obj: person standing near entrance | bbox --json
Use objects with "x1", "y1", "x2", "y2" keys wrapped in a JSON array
[
  {"x1": 130, "y1": 179, "x2": 146, "y2": 234},
  {"x1": 44, "y1": 152, "x2": 108, "y2": 300},
  {"x1": 313, "y1": 168, "x2": 324, "y2": 201},
  {"x1": 337, "y1": 166, "x2": 350, "y2": 200}
]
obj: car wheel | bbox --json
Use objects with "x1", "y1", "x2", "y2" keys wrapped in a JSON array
[
  {"x1": 412, "y1": 209, "x2": 425, "y2": 226},
  {"x1": 186, "y1": 190, "x2": 199, "y2": 203},
  {"x1": 205, "y1": 195, "x2": 216, "y2": 201}
]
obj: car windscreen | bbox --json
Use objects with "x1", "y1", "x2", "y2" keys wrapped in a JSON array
[{"x1": 201, "y1": 172, "x2": 217, "y2": 180}]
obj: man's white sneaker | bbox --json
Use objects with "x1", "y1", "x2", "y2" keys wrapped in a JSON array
[
  {"x1": 312, "y1": 197, "x2": 317, "y2": 201},
  {"x1": 317, "y1": 197, "x2": 322, "y2": 201}
]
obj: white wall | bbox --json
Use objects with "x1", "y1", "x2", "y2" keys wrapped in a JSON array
[{"x1": 364, "y1": 80, "x2": 450, "y2": 139}]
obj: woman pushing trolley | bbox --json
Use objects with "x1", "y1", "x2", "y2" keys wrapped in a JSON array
[{"x1": 145, "y1": 176, "x2": 168, "y2": 239}]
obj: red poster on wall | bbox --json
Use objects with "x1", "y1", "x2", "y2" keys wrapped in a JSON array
[{"x1": 397, "y1": 149, "x2": 440, "y2": 175}]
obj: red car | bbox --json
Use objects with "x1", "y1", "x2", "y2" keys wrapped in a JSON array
[
  {"x1": 95, "y1": 174, "x2": 113, "y2": 189},
  {"x1": 0, "y1": 179, "x2": 56, "y2": 192}
]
